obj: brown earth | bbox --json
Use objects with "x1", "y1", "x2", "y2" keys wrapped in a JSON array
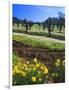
[{"x1": 13, "y1": 40, "x2": 65, "y2": 67}]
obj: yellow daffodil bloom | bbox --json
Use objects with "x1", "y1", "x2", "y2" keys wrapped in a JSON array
[
  {"x1": 36, "y1": 63, "x2": 40, "y2": 68},
  {"x1": 33, "y1": 58, "x2": 37, "y2": 63},
  {"x1": 63, "y1": 60, "x2": 65, "y2": 66},
  {"x1": 43, "y1": 67, "x2": 48, "y2": 74},
  {"x1": 32, "y1": 76, "x2": 36, "y2": 82},
  {"x1": 21, "y1": 71, "x2": 26, "y2": 77},
  {"x1": 52, "y1": 73, "x2": 55, "y2": 77},
  {"x1": 57, "y1": 59, "x2": 60, "y2": 63},
  {"x1": 25, "y1": 67, "x2": 28, "y2": 71},
  {"x1": 40, "y1": 66, "x2": 44, "y2": 70},
  {"x1": 16, "y1": 69, "x2": 21, "y2": 74},
  {"x1": 14, "y1": 65, "x2": 18, "y2": 72},
  {"x1": 27, "y1": 61, "x2": 29, "y2": 64},
  {"x1": 55, "y1": 62, "x2": 60, "y2": 67},
  {"x1": 33, "y1": 67, "x2": 36, "y2": 71},
  {"x1": 39, "y1": 62, "x2": 41, "y2": 65}
]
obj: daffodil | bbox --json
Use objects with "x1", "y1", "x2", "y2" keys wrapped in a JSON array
[
  {"x1": 21, "y1": 71, "x2": 26, "y2": 77},
  {"x1": 23, "y1": 64, "x2": 27, "y2": 68},
  {"x1": 52, "y1": 73, "x2": 55, "y2": 77},
  {"x1": 27, "y1": 61, "x2": 29, "y2": 64},
  {"x1": 42, "y1": 63, "x2": 44, "y2": 66},
  {"x1": 32, "y1": 76, "x2": 36, "y2": 82},
  {"x1": 55, "y1": 62, "x2": 60, "y2": 67},
  {"x1": 40, "y1": 66, "x2": 44, "y2": 70},
  {"x1": 18, "y1": 62, "x2": 22, "y2": 66},
  {"x1": 43, "y1": 67, "x2": 48, "y2": 74},
  {"x1": 57, "y1": 59, "x2": 60, "y2": 63},
  {"x1": 39, "y1": 62, "x2": 41, "y2": 66},
  {"x1": 14, "y1": 65, "x2": 18, "y2": 72},
  {"x1": 16, "y1": 69, "x2": 21, "y2": 74},
  {"x1": 33, "y1": 58, "x2": 37, "y2": 63},
  {"x1": 25, "y1": 67, "x2": 28, "y2": 71},
  {"x1": 33, "y1": 67, "x2": 36, "y2": 71},
  {"x1": 35, "y1": 63, "x2": 40, "y2": 68},
  {"x1": 12, "y1": 70, "x2": 15, "y2": 75},
  {"x1": 63, "y1": 60, "x2": 65, "y2": 66},
  {"x1": 22, "y1": 66, "x2": 24, "y2": 69}
]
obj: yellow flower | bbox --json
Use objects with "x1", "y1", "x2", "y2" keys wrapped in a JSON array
[
  {"x1": 57, "y1": 59, "x2": 60, "y2": 63},
  {"x1": 21, "y1": 71, "x2": 26, "y2": 77},
  {"x1": 32, "y1": 76, "x2": 36, "y2": 82},
  {"x1": 54, "y1": 59, "x2": 61, "y2": 67},
  {"x1": 33, "y1": 67, "x2": 36, "y2": 71},
  {"x1": 39, "y1": 62, "x2": 41, "y2": 65},
  {"x1": 27, "y1": 61, "x2": 29, "y2": 64},
  {"x1": 18, "y1": 62, "x2": 22, "y2": 66},
  {"x1": 33, "y1": 58, "x2": 37, "y2": 63},
  {"x1": 23, "y1": 64, "x2": 27, "y2": 68},
  {"x1": 52, "y1": 73, "x2": 55, "y2": 77},
  {"x1": 12, "y1": 70, "x2": 15, "y2": 75},
  {"x1": 42, "y1": 63, "x2": 44, "y2": 66},
  {"x1": 14, "y1": 65, "x2": 18, "y2": 72},
  {"x1": 63, "y1": 60, "x2": 65, "y2": 66},
  {"x1": 43, "y1": 67, "x2": 48, "y2": 74},
  {"x1": 40, "y1": 66, "x2": 44, "y2": 70},
  {"x1": 36, "y1": 63, "x2": 40, "y2": 68},
  {"x1": 22, "y1": 66, "x2": 24, "y2": 69},
  {"x1": 16, "y1": 69, "x2": 21, "y2": 74},
  {"x1": 55, "y1": 62, "x2": 60, "y2": 67},
  {"x1": 25, "y1": 67, "x2": 28, "y2": 71}
]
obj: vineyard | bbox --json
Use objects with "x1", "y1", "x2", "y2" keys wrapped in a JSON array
[{"x1": 12, "y1": 5, "x2": 65, "y2": 85}]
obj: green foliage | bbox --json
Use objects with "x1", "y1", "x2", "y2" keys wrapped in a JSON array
[
  {"x1": 51, "y1": 59, "x2": 65, "y2": 83},
  {"x1": 13, "y1": 34, "x2": 64, "y2": 51}
]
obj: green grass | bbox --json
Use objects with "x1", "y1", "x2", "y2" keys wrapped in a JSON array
[
  {"x1": 13, "y1": 52, "x2": 22, "y2": 64},
  {"x1": 13, "y1": 25, "x2": 65, "y2": 40},
  {"x1": 13, "y1": 34, "x2": 65, "y2": 51}
]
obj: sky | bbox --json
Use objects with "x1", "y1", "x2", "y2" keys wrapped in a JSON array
[{"x1": 13, "y1": 4, "x2": 65, "y2": 22}]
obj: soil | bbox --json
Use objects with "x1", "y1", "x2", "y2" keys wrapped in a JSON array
[{"x1": 13, "y1": 40, "x2": 65, "y2": 67}]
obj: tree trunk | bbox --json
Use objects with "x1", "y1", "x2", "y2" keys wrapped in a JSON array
[
  {"x1": 59, "y1": 25, "x2": 62, "y2": 33},
  {"x1": 25, "y1": 23, "x2": 28, "y2": 33}
]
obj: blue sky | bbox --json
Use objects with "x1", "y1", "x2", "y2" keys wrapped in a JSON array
[{"x1": 13, "y1": 4, "x2": 65, "y2": 22}]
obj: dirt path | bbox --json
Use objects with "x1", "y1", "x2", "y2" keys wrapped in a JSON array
[{"x1": 13, "y1": 33, "x2": 65, "y2": 43}]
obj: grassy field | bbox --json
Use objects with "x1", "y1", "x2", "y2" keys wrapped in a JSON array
[
  {"x1": 13, "y1": 33, "x2": 65, "y2": 51},
  {"x1": 13, "y1": 24, "x2": 65, "y2": 40}
]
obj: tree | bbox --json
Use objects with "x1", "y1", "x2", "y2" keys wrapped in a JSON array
[
  {"x1": 46, "y1": 17, "x2": 52, "y2": 37},
  {"x1": 28, "y1": 21, "x2": 33, "y2": 30},
  {"x1": 51, "y1": 17, "x2": 58, "y2": 31},
  {"x1": 58, "y1": 12, "x2": 65, "y2": 32}
]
